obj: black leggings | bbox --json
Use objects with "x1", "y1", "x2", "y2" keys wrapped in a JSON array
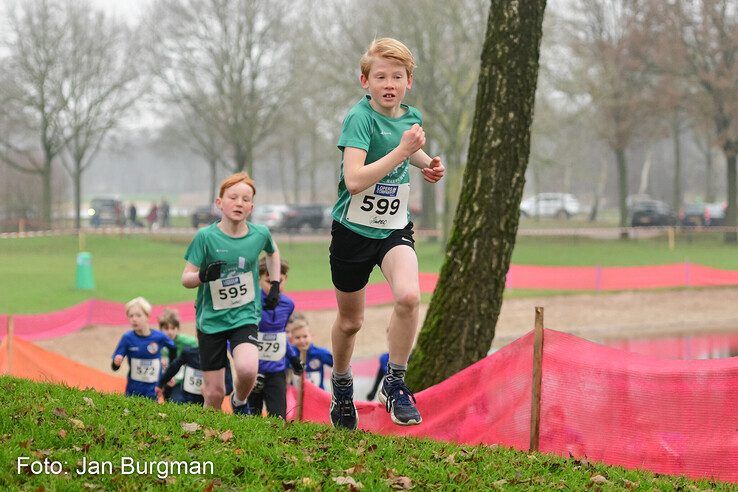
[{"x1": 247, "y1": 370, "x2": 287, "y2": 419}]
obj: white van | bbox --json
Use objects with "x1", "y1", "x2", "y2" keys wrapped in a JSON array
[{"x1": 520, "y1": 193, "x2": 580, "y2": 219}]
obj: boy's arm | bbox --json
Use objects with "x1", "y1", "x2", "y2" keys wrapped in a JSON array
[
  {"x1": 181, "y1": 261, "x2": 202, "y2": 289},
  {"x1": 111, "y1": 336, "x2": 128, "y2": 370},
  {"x1": 263, "y1": 248, "x2": 281, "y2": 310},
  {"x1": 409, "y1": 150, "x2": 445, "y2": 183},
  {"x1": 343, "y1": 124, "x2": 426, "y2": 195},
  {"x1": 158, "y1": 356, "x2": 185, "y2": 388}
]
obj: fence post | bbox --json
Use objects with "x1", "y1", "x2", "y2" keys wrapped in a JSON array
[
  {"x1": 530, "y1": 307, "x2": 545, "y2": 452},
  {"x1": 6, "y1": 315, "x2": 13, "y2": 374},
  {"x1": 296, "y1": 348, "x2": 307, "y2": 421}
]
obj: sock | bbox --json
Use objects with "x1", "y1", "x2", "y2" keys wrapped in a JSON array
[
  {"x1": 385, "y1": 362, "x2": 407, "y2": 385},
  {"x1": 332, "y1": 367, "x2": 353, "y2": 385},
  {"x1": 232, "y1": 392, "x2": 248, "y2": 407}
]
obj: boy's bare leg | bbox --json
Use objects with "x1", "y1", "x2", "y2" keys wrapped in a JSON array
[
  {"x1": 202, "y1": 369, "x2": 226, "y2": 409},
  {"x1": 380, "y1": 245, "x2": 421, "y2": 365},
  {"x1": 331, "y1": 289, "x2": 366, "y2": 373},
  {"x1": 231, "y1": 343, "x2": 259, "y2": 401},
  {"x1": 378, "y1": 245, "x2": 422, "y2": 425},
  {"x1": 329, "y1": 288, "x2": 365, "y2": 430}
]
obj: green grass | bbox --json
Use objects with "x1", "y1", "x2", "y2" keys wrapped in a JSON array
[
  {"x1": 1, "y1": 377, "x2": 733, "y2": 491},
  {"x1": 2, "y1": 232, "x2": 738, "y2": 314}
]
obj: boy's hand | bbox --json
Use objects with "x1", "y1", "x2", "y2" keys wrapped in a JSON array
[
  {"x1": 113, "y1": 355, "x2": 124, "y2": 367},
  {"x1": 399, "y1": 124, "x2": 426, "y2": 158},
  {"x1": 422, "y1": 156, "x2": 445, "y2": 183},
  {"x1": 263, "y1": 281, "x2": 280, "y2": 310},
  {"x1": 253, "y1": 373, "x2": 265, "y2": 393},
  {"x1": 198, "y1": 260, "x2": 226, "y2": 283}
]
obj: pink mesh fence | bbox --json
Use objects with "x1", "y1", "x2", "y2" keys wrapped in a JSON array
[
  {"x1": 286, "y1": 330, "x2": 738, "y2": 483},
  {"x1": 4, "y1": 262, "x2": 738, "y2": 341}
]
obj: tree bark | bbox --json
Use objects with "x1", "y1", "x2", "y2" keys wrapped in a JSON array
[
  {"x1": 406, "y1": 0, "x2": 547, "y2": 391},
  {"x1": 616, "y1": 147, "x2": 629, "y2": 238},
  {"x1": 672, "y1": 115, "x2": 682, "y2": 214},
  {"x1": 726, "y1": 152, "x2": 737, "y2": 243}
]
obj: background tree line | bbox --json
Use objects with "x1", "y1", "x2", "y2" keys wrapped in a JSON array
[{"x1": 0, "y1": 0, "x2": 736, "y2": 243}]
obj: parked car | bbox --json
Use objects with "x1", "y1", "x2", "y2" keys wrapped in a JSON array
[
  {"x1": 191, "y1": 206, "x2": 221, "y2": 228},
  {"x1": 251, "y1": 204, "x2": 290, "y2": 231},
  {"x1": 282, "y1": 203, "x2": 330, "y2": 231},
  {"x1": 87, "y1": 197, "x2": 126, "y2": 227},
  {"x1": 630, "y1": 199, "x2": 677, "y2": 227},
  {"x1": 704, "y1": 202, "x2": 727, "y2": 226},
  {"x1": 520, "y1": 193, "x2": 580, "y2": 219},
  {"x1": 679, "y1": 203, "x2": 709, "y2": 227}
]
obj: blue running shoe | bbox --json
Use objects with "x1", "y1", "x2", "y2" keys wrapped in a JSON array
[
  {"x1": 230, "y1": 393, "x2": 253, "y2": 416},
  {"x1": 379, "y1": 378, "x2": 422, "y2": 426},
  {"x1": 330, "y1": 378, "x2": 358, "y2": 430}
]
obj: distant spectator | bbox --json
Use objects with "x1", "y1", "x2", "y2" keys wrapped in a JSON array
[
  {"x1": 128, "y1": 203, "x2": 140, "y2": 227},
  {"x1": 160, "y1": 199, "x2": 171, "y2": 228},
  {"x1": 146, "y1": 202, "x2": 158, "y2": 230}
]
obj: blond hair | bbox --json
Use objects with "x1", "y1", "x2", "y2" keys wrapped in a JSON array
[
  {"x1": 360, "y1": 38, "x2": 416, "y2": 78},
  {"x1": 287, "y1": 318, "x2": 309, "y2": 334},
  {"x1": 219, "y1": 172, "x2": 256, "y2": 198},
  {"x1": 125, "y1": 297, "x2": 152, "y2": 317}
]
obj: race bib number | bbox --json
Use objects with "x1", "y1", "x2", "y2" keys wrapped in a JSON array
[
  {"x1": 210, "y1": 272, "x2": 255, "y2": 310},
  {"x1": 182, "y1": 366, "x2": 203, "y2": 394},
  {"x1": 306, "y1": 371, "x2": 322, "y2": 387},
  {"x1": 346, "y1": 182, "x2": 409, "y2": 229},
  {"x1": 257, "y1": 332, "x2": 287, "y2": 361},
  {"x1": 130, "y1": 358, "x2": 160, "y2": 383}
]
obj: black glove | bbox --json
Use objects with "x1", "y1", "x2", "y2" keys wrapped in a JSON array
[
  {"x1": 289, "y1": 356, "x2": 304, "y2": 375},
  {"x1": 263, "y1": 280, "x2": 280, "y2": 310},
  {"x1": 198, "y1": 260, "x2": 226, "y2": 283},
  {"x1": 252, "y1": 373, "x2": 265, "y2": 393}
]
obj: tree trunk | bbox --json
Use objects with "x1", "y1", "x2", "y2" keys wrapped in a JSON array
[
  {"x1": 589, "y1": 158, "x2": 608, "y2": 222},
  {"x1": 74, "y1": 168, "x2": 82, "y2": 230},
  {"x1": 615, "y1": 147, "x2": 629, "y2": 238},
  {"x1": 725, "y1": 151, "x2": 737, "y2": 243},
  {"x1": 42, "y1": 159, "x2": 53, "y2": 230},
  {"x1": 705, "y1": 144, "x2": 714, "y2": 203},
  {"x1": 672, "y1": 115, "x2": 682, "y2": 214},
  {"x1": 406, "y1": 0, "x2": 547, "y2": 391},
  {"x1": 209, "y1": 159, "x2": 218, "y2": 205}
]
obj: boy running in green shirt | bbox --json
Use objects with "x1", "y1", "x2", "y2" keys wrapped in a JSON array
[
  {"x1": 329, "y1": 38, "x2": 445, "y2": 429},
  {"x1": 181, "y1": 172, "x2": 282, "y2": 413}
]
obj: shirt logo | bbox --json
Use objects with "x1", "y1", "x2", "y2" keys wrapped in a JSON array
[
  {"x1": 147, "y1": 342, "x2": 159, "y2": 354},
  {"x1": 216, "y1": 249, "x2": 228, "y2": 253},
  {"x1": 380, "y1": 131, "x2": 392, "y2": 135},
  {"x1": 222, "y1": 277, "x2": 241, "y2": 287},
  {"x1": 309, "y1": 359, "x2": 321, "y2": 369},
  {"x1": 374, "y1": 184, "x2": 398, "y2": 197}
]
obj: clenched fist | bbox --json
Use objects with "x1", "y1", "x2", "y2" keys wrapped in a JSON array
[{"x1": 398, "y1": 123, "x2": 426, "y2": 158}]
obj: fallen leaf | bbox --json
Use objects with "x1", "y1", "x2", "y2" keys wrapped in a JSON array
[
  {"x1": 345, "y1": 464, "x2": 365, "y2": 475},
  {"x1": 83, "y1": 397, "x2": 95, "y2": 408},
  {"x1": 157, "y1": 413, "x2": 167, "y2": 418},
  {"x1": 19, "y1": 439, "x2": 33, "y2": 449},
  {"x1": 123, "y1": 408, "x2": 130, "y2": 415},
  {"x1": 204, "y1": 428, "x2": 218, "y2": 438},
  {"x1": 301, "y1": 477, "x2": 317, "y2": 486},
  {"x1": 58, "y1": 429, "x2": 67, "y2": 439},
  {"x1": 444, "y1": 453, "x2": 456, "y2": 464},
  {"x1": 590, "y1": 474, "x2": 609, "y2": 485},
  {"x1": 282, "y1": 480, "x2": 296, "y2": 491},
  {"x1": 53, "y1": 408, "x2": 67, "y2": 417},
  {"x1": 623, "y1": 479, "x2": 638, "y2": 490},
  {"x1": 492, "y1": 479, "x2": 508, "y2": 489},
  {"x1": 389, "y1": 476, "x2": 413, "y2": 489},
  {"x1": 333, "y1": 476, "x2": 363, "y2": 489},
  {"x1": 220, "y1": 430, "x2": 234, "y2": 442},
  {"x1": 69, "y1": 418, "x2": 85, "y2": 429},
  {"x1": 181, "y1": 422, "x2": 201, "y2": 433}
]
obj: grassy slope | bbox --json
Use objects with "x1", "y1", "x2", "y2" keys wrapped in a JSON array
[
  {"x1": 2, "y1": 232, "x2": 738, "y2": 313},
  {"x1": 0, "y1": 377, "x2": 732, "y2": 491}
]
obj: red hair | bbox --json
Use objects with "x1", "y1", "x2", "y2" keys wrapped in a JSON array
[{"x1": 219, "y1": 172, "x2": 256, "y2": 197}]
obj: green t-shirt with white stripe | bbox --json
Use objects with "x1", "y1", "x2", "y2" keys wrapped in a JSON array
[
  {"x1": 184, "y1": 222, "x2": 275, "y2": 334},
  {"x1": 331, "y1": 96, "x2": 422, "y2": 239}
]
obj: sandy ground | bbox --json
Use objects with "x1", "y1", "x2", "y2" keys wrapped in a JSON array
[{"x1": 36, "y1": 287, "x2": 738, "y2": 377}]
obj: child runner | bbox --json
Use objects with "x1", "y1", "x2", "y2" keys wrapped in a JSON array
[
  {"x1": 328, "y1": 38, "x2": 445, "y2": 428},
  {"x1": 248, "y1": 257, "x2": 303, "y2": 419},
  {"x1": 181, "y1": 172, "x2": 282, "y2": 413},
  {"x1": 290, "y1": 318, "x2": 333, "y2": 390},
  {"x1": 155, "y1": 346, "x2": 234, "y2": 405},
  {"x1": 112, "y1": 297, "x2": 176, "y2": 400},
  {"x1": 158, "y1": 308, "x2": 198, "y2": 402}
]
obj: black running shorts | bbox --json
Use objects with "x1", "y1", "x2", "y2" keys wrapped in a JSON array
[
  {"x1": 329, "y1": 220, "x2": 415, "y2": 293},
  {"x1": 197, "y1": 324, "x2": 258, "y2": 372}
]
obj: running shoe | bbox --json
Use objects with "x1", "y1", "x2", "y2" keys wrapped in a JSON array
[
  {"x1": 330, "y1": 378, "x2": 358, "y2": 430},
  {"x1": 379, "y1": 377, "x2": 422, "y2": 426},
  {"x1": 230, "y1": 393, "x2": 253, "y2": 416}
]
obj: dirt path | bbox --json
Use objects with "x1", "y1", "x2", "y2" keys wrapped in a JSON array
[{"x1": 36, "y1": 287, "x2": 738, "y2": 376}]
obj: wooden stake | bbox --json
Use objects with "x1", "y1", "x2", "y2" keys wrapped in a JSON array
[
  {"x1": 530, "y1": 306, "x2": 545, "y2": 452},
  {"x1": 6, "y1": 315, "x2": 13, "y2": 374},
  {"x1": 296, "y1": 348, "x2": 307, "y2": 421}
]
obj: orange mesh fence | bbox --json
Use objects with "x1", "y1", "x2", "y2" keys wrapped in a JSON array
[
  {"x1": 287, "y1": 330, "x2": 738, "y2": 483},
  {"x1": 0, "y1": 336, "x2": 125, "y2": 393}
]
